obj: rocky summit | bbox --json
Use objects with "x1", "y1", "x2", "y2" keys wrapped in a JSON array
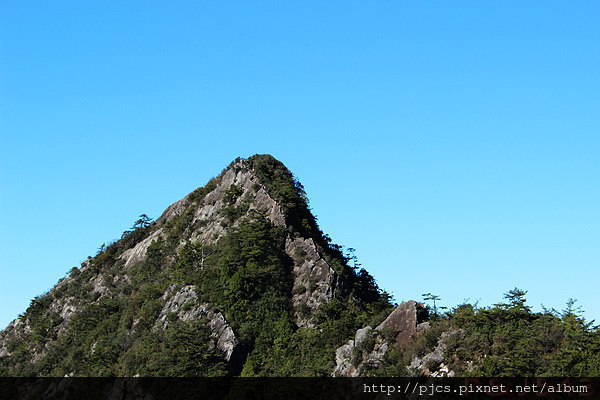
[
  {"x1": 2, "y1": 154, "x2": 599, "y2": 378},
  {"x1": 0, "y1": 155, "x2": 410, "y2": 377}
]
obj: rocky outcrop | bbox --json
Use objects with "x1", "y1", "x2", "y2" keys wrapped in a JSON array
[
  {"x1": 286, "y1": 237, "x2": 340, "y2": 327},
  {"x1": 407, "y1": 330, "x2": 462, "y2": 377},
  {"x1": 120, "y1": 229, "x2": 164, "y2": 269},
  {"x1": 333, "y1": 301, "x2": 429, "y2": 377},
  {"x1": 0, "y1": 319, "x2": 25, "y2": 358},
  {"x1": 156, "y1": 285, "x2": 242, "y2": 363},
  {"x1": 184, "y1": 160, "x2": 287, "y2": 246},
  {"x1": 376, "y1": 300, "x2": 427, "y2": 348},
  {"x1": 333, "y1": 326, "x2": 388, "y2": 377}
]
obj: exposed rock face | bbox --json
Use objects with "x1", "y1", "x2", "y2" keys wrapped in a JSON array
[
  {"x1": 286, "y1": 237, "x2": 341, "y2": 327},
  {"x1": 376, "y1": 300, "x2": 422, "y2": 348},
  {"x1": 333, "y1": 326, "x2": 389, "y2": 377},
  {"x1": 408, "y1": 330, "x2": 462, "y2": 377},
  {"x1": 0, "y1": 320, "x2": 25, "y2": 358},
  {"x1": 121, "y1": 229, "x2": 164, "y2": 269},
  {"x1": 156, "y1": 285, "x2": 241, "y2": 363},
  {"x1": 333, "y1": 301, "x2": 429, "y2": 377}
]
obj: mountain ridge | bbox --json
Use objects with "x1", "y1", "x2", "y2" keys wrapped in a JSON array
[{"x1": 3, "y1": 154, "x2": 599, "y2": 378}]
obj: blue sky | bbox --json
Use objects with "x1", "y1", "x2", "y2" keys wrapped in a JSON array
[{"x1": 1, "y1": 1, "x2": 599, "y2": 329}]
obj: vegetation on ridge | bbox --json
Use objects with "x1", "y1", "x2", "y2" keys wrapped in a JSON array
[
  {"x1": 1, "y1": 154, "x2": 598, "y2": 378},
  {"x1": 376, "y1": 289, "x2": 600, "y2": 377}
]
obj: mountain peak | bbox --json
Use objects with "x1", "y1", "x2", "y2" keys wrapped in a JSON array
[
  {"x1": 2, "y1": 155, "x2": 597, "y2": 379},
  {"x1": 0, "y1": 154, "x2": 391, "y2": 377}
]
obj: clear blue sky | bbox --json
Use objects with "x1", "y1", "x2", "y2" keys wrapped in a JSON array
[{"x1": 1, "y1": 1, "x2": 599, "y2": 329}]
